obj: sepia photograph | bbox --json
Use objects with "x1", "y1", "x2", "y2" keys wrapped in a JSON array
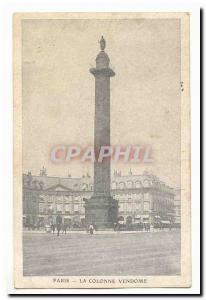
[{"x1": 13, "y1": 12, "x2": 191, "y2": 289}]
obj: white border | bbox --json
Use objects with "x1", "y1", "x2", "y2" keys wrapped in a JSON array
[{"x1": 0, "y1": 0, "x2": 200, "y2": 296}]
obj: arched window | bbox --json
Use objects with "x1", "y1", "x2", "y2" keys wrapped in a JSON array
[
  {"x1": 127, "y1": 181, "x2": 133, "y2": 188},
  {"x1": 126, "y1": 216, "x2": 133, "y2": 225},
  {"x1": 143, "y1": 180, "x2": 150, "y2": 187},
  {"x1": 135, "y1": 181, "x2": 141, "y2": 188},
  {"x1": 119, "y1": 182, "x2": 125, "y2": 189},
  {"x1": 82, "y1": 183, "x2": 88, "y2": 191}
]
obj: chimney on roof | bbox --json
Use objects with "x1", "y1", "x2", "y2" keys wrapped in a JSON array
[
  {"x1": 40, "y1": 166, "x2": 47, "y2": 177},
  {"x1": 129, "y1": 168, "x2": 132, "y2": 175}
]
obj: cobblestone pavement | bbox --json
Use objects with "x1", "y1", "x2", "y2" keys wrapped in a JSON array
[{"x1": 23, "y1": 231, "x2": 181, "y2": 276}]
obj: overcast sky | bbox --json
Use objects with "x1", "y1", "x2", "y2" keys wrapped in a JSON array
[{"x1": 22, "y1": 18, "x2": 181, "y2": 187}]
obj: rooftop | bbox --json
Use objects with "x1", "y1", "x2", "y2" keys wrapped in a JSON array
[{"x1": 23, "y1": 169, "x2": 174, "y2": 194}]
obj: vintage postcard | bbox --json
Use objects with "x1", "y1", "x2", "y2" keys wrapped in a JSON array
[{"x1": 13, "y1": 12, "x2": 191, "y2": 289}]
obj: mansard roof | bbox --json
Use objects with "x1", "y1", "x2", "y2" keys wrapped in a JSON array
[{"x1": 23, "y1": 172, "x2": 174, "y2": 194}]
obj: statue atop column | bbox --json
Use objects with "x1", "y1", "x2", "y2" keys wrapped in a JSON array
[{"x1": 100, "y1": 36, "x2": 106, "y2": 51}]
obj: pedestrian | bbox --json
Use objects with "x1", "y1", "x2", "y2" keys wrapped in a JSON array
[
  {"x1": 62, "y1": 223, "x2": 67, "y2": 234},
  {"x1": 56, "y1": 214, "x2": 62, "y2": 237},
  {"x1": 114, "y1": 222, "x2": 120, "y2": 232},
  {"x1": 89, "y1": 224, "x2": 94, "y2": 235},
  {"x1": 51, "y1": 223, "x2": 55, "y2": 234}
]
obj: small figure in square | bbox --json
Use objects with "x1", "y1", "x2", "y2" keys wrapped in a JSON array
[
  {"x1": 62, "y1": 223, "x2": 67, "y2": 235},
  {"x1": 51, "y1": 222, "x2": 55, "y2": 234},
  {"x1": 89, "y1": 224, "x2": 94, "y2": 235},
  {"x1": 56, "y1": 214, "x2": 62, "y2": 237}
]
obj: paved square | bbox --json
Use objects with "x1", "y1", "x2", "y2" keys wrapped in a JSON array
[{"x1": 23, "y1": 231, "x2": 180, "y2": 276}]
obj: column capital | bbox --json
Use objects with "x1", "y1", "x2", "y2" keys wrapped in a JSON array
[{"x1": 90, "y1": 67, "x2": 115, "y2": 77}]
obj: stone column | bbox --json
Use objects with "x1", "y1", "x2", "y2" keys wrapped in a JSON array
[{"x1": 84, "y1": 37, "x2": 118, "y2": 229}]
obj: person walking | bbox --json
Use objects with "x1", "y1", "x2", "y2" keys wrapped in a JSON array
[
  {"x1": 51, "y1": 222, "x2": 55, "y2": 234},
  {"x1": 56, "y1": 214, "x2": 62, "y2": 237},
  {"x1": 89, "y1": 224, "x2": 94, "y2": 235},
  {"x1": 62, "y1": 222, "x2": 67, "y2": 235}
]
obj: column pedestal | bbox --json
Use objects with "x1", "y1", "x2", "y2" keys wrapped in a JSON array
[{"x1": 84, "y1": 196, "x2": 118, "y2": 229}]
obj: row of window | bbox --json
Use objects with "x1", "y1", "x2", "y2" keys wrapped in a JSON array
[
  {"x1": 38, "y1": 200, "x2": 173, "y2": 214},
  {"x1": 39, "y1": 202, "x2": 151, "y2": 214},
  {"x1": 38, "y1": 192, "x2": 172, "y2": 203},
  {"x1": 119, "y1": 201, "x2": 150, "y2": 212},
  {"x1": 80, "y1": 181, "x2": 151, "y2": 190},
  {"x1": 81, "y1": 180, "x2": 170, "y2": 191},
  {"x1": 39, "y1": 203, "x2": 84, "y2": 213}
]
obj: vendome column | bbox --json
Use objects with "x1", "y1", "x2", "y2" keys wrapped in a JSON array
[{"x1": 84, "y1": 37, "x2": 118, "y2": 229}]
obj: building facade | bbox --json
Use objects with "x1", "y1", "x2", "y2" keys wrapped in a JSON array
[
  {"x1": 23, "y1": 168, "x2": 179, "y2": 229},
  {"x1": 174, "y1": 188, "x2": 181, "y2": 225}
]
